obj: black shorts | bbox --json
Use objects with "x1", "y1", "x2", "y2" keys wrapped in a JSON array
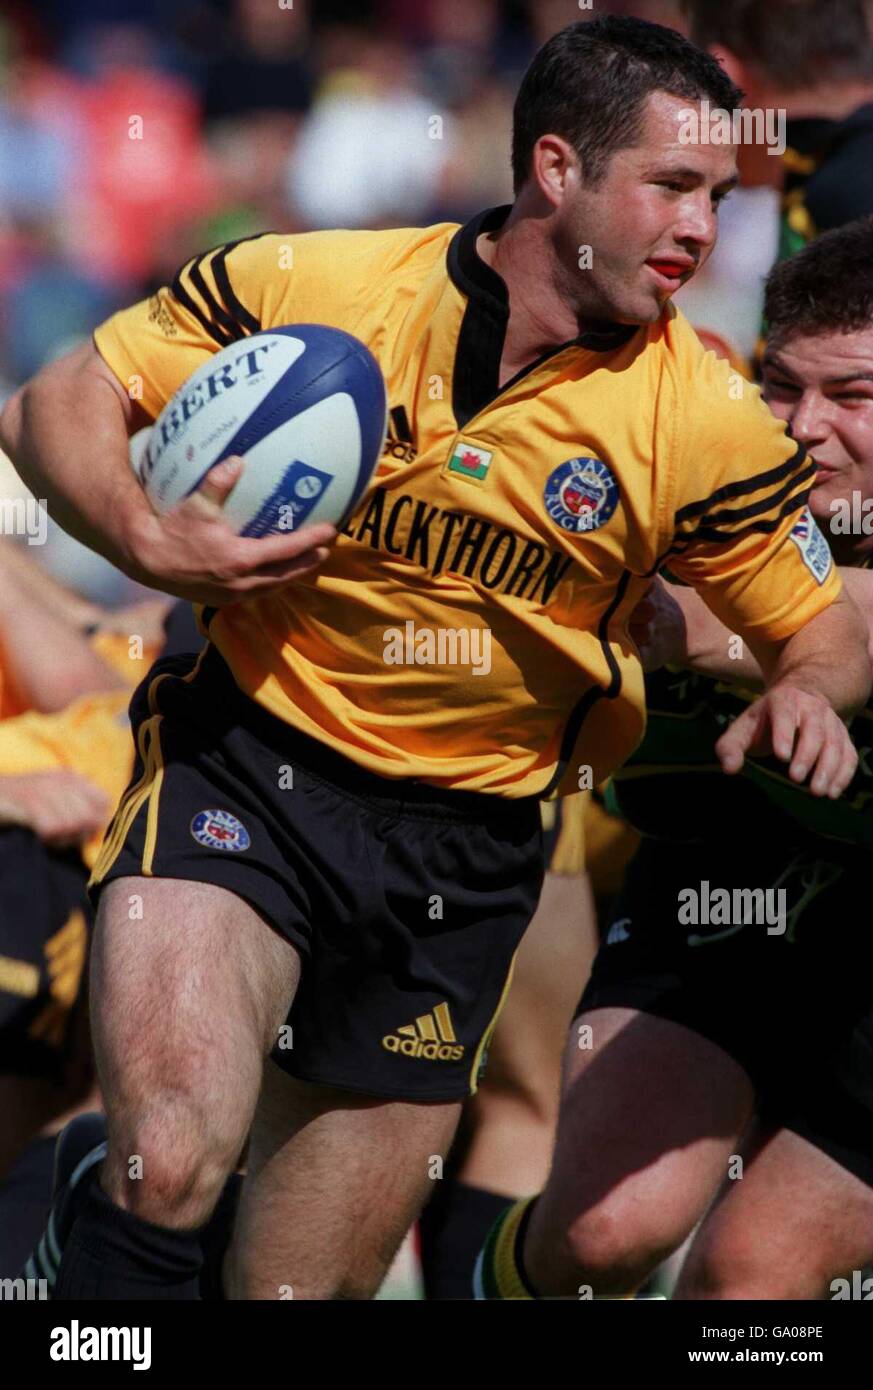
[
  {"x1": 90, "y1": 648, "x2": 545, "y2": 1101},
  {"x1": 579, "y1": 832, "x2": 873, "y2": 1187},
  {"x1": 0, "y1": 827, "x2": 91, "y2": 1082}
]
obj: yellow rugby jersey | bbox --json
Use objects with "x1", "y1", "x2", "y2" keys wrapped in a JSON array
[
  {"x1": 0, "y1": 691, "x2": 134, "y2": 870},
  {"x1": 89, "y1": 629, "x2": 162, "y2": 687},
  {"x1": 93, "y1": 206, "x2": 839, "y2": 798}
]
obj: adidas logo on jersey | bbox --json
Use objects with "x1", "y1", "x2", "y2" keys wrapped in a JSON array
[
  {"x1": 384, "y1": 405, "x2": 417, "y2": 463},
  {"x1": 382, "y1": 1002, "x2": 463, "y2": 1061}
]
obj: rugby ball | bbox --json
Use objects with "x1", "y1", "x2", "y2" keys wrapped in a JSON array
[{"x1": 136, "y1": 325, "x2": 388, "y2": 536}]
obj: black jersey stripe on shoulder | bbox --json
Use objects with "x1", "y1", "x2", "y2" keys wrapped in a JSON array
[
  {"x1": 675, "y1": 458, "x2": 816, "y2": 536},
  {"x1": 169, "y1": 232, "x2": 271, "y2": 346},
  {"x1": 188, "y1": 254, "x2": 245, "y2": 344},
  {"x1": 667, "y1": 487, "x2": 812, "y2": 552},
  {"x1": 539, "y1": 569, "x2": 631, "y2": 798},
  {"x1": 674, "y1": 443, "x2": 807, "y2": 526},
  {"x1": 210, "y1": 236, "x2": 266, "y2": 336},
  {"x1": 170, "y1": 259, "x2": 235, "y2": 348}
]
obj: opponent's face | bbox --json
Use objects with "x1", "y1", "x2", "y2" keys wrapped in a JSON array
[
  {"x1": 553, "y1": 91, "x2": 738, "y2": 324},
  {"x1": 762, "y1": 328, "x2": 873, "y2": 535}
]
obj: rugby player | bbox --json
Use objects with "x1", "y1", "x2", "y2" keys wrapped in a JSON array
[
  {"x1": 2, "y1": 17, "x2": 868, "y2": 1300},
  {"x1": 684, "y1": 0, "x2": 873, "y2": 251},
  {"x1": 477, "y1": 217, "x2": 873, "y2": 1301}
]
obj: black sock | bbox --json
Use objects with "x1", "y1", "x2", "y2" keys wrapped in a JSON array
[
  {"x1": 0, "y1": 1135, "x2": 55, "y2": 1278},
  {"x1": 419, "y1": 1180, "x2": 514, "y2": 1299},
  {"x1": 55, "y1": 1172, "x2": 206, "y2": 1300}
]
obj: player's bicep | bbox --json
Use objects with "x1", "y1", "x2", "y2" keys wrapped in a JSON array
[{"x1": 81, "y1": 341, "x2": 152, "y2": 434}]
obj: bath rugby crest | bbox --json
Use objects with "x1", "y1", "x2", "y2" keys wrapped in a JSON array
[
  {"x1": 190, "y1": 810, "x2": 251, "y2": 852},
  {"x1": 544, "y1": 457, "x2": 620, "y2": 534}
]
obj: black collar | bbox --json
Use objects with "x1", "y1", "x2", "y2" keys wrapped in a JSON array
[
  {"x1": 445, "y1": 205, "x2": 637, "y2": 429},
  {"x1": 447, "y1": 204, "x2": 639, "y2": 354}
]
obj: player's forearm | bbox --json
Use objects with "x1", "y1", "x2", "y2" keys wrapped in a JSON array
[
  {"x1": 667, "y1": 584, "x2": 765, "y2": 685},
  {"x1": 749, "y1": 589, "x2": 872, "y2": 722},
  {"x1": 0, "y1": 347, "x2": 156, "y2": 585}
]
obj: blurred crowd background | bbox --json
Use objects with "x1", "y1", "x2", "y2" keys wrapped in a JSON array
[{"x1": 0, "y1": 0, "x2": 870, "y2": 597}]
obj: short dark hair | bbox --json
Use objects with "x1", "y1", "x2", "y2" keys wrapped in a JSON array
[
  {"x1": 683, "y1": 0, "x2": 873, "y2": 89},
  {"x1": 764, "y1": 217, "x2": 873, "y2": 341},
  {"x1": 511, "y1": 15, "x2": 743, "y2": 193}
]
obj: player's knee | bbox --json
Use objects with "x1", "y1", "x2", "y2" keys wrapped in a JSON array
[
  {"x1": 105, "y1": 1097, "x2": 236, "y2": 1226},
  {"x1": 679, "y1": 1229, "x2": 796, "y2": 1300},
  {"x1": 564, "y1": 1198, "x2": 681, "y2": 1293}
]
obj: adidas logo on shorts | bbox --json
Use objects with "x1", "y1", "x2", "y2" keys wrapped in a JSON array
[{"x1": 382, "y1": 1002, "x2": 464, "y2": 1061}]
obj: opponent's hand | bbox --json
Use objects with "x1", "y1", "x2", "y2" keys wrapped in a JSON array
[
  {"x1": 628, "y1": 578, "x2": 688, "y2": 672},
  {"x1": 127, "y1": 457, "x2": 338, "y2": 606},
  {"x1": 715, "y1": 683, "x2": 858, "y2": 798},
  {"x1": 0, "y1": 770, "x2": 111, "y2": 846}
]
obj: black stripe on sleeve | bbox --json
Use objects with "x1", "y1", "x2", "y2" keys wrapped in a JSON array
[
  {"x1": 168, "y1": 231, "x2": 271, "y2": 346},
  {"x1": 675, "y1": 457, "x2": 817, "y2": 537},
  {"x1": 210, "y1": 235, "x2": 266, "y2": 336},
  {"x1": 667, "y1": 486, "x2": 812, "y2": 553},
  {"x1": 674, "y1": 443, "x2": 808, "y2": 527},
  {"x1": 170, "y1": 260, "x2": 235, "y2": 348},
  {"x1": 188, "y1": 255, "x2": 247, "y2": 344}
]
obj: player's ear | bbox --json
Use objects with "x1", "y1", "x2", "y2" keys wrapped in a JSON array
[{"x1": 531, "y1": 135, "x2": 578, "y2": 208}]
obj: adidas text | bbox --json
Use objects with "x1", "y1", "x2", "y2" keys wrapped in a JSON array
[{"x1": 382, "y1": 1034, "x2": 463, "y2": 1061}]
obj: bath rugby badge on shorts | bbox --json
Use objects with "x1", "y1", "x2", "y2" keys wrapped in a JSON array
[
  {"x1": 790, "y1": 507, "x2": 833, "y2": 586},
  {"x1": 190, "y1": 809, "x2": 251, "y2": 852},
  {"x1": 445, "y1": 441, "x2": 493, "y2": 486},
  {"x1": 544, "y1": 457, "x2": 620, "y2": 534}
]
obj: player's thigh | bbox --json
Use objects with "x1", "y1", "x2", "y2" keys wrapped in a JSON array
[
  {"x1": 90, "y1": 876, "x2": 300, "y2": 1141},
  {"x1": 534, "y1": 1007, "x2": 755, "y2": 1253},
  {"x1": 677, "y1": 1121, "x2": 873, "y2": 1299},
  {"x1": 228, "y1": 1061, "x2": 461, "y2": 1299}
]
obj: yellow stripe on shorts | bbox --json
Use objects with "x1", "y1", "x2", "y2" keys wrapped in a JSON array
[{"x1": 89, "y1": 656, "x2": 206, "y2": 887}]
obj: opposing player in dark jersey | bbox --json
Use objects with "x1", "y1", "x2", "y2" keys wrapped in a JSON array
[
  {"x1": 477, "y1": 218, "x2": 873, "y2": 1300},
  {"x1": 3, "y1": 18, "x2": 867, "y2": 1301},
  {"x1": 684, "y1": 0, "x2": 873, "y2": 255}
]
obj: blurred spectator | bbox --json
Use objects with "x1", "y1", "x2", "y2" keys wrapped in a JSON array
[
  {"x1": 288, "y1": 31, "x2": 454, "y2": 228},
  {"x1": 679, "y1": 0, "x2": 873, "y2": 362},
  {"x1": 202, "y1": 0, "x2": 314, "y2": 121},
  {"x1": 684, "y1": 1, "x2": 873, "y2": 238}
]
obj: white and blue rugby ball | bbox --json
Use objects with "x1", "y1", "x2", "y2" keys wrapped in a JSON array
[{"x1": 135, "y1": 324, "x2": 388, "y2": 537}]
